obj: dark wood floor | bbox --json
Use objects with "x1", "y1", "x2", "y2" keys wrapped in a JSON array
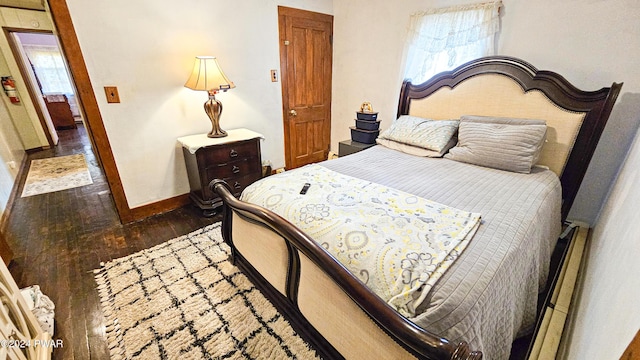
[{"x1": 4, "y1": 124, "x2": 218, "y2": 359}]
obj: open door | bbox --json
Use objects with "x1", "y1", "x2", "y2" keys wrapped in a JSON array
[
  {"x1": 7, "y1": 30, "x2": 86, "y2": 148},
  {"x1": 278, "y1": 6, "x2": 333, "y2": 169}
]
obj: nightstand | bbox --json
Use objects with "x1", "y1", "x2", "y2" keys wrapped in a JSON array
[
  {"x1": 178, "y1": 129, "x2": 263, "y2": 216},
  {"x1": 338, "y1": 139, "x2": 376, "y2": 157}
]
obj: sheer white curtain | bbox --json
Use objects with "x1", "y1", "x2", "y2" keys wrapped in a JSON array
[
  {"x1": 22, "y1": 44, "x2": 74, "y2": 95},
  {"x1": 403, "y1": 1, "x2": 502, "y2": 83}
]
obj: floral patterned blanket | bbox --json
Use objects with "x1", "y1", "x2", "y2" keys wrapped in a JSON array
[{"x1": 240, "y1": 164, "x2": 481, "y2": 316}]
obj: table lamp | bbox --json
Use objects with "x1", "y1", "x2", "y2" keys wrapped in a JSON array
[{"x1": 184, "y1": 56, "x2": 235, "y2": 138}]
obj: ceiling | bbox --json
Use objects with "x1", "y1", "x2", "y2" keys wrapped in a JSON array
[{"x1": 0, "y1": 0, "x2": 45, "y2": 11}]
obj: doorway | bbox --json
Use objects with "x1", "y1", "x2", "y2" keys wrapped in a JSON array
[
  {"x1": 278, "y1": 6, "x2": 333, "y2": 169},
  {"x1": 9, "y1": 30, "x2": 85, "y2": 147},
  {"x1": 0, "y1": 1, "x2": 147, "y2": 224}
]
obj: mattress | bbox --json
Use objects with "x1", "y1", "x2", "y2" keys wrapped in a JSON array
[{"x1": 317, "y1": 145, "x2": 562, "y2": 360}]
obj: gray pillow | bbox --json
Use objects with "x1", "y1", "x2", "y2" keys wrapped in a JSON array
[
  {"x1": 444, "y1": 116, "x2": 547, "y2": 173},
  {"x1": 460, "y1": 115, "x2": 546, "y2": 126},
  {"x1": 377, "y1": 115, "x2": 459, "y2": 152}
]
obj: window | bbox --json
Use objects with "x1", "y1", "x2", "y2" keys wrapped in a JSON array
[
  {"x1": 23, "y1": 45, "x2": 74, "y2": 95},
  {"x1": 403, "y1": 1, "x2": 502, "y2": 83}
]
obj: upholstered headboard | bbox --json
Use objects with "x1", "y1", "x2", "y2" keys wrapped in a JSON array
[{"x1": 397, "y1": 56, "x2": 622, "y2": 220}]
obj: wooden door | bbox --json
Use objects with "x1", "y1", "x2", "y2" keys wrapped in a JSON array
[{"x1": 278, "y1": 7, "x2": 333, "y2": 169}]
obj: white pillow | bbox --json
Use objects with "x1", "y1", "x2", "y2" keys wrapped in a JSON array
[{"x1": 376, "y1": 137, "x2": 456, "y2": 157}]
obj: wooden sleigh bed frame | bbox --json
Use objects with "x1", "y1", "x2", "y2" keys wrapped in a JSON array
[{"x1": 211, "y1": 56, "x2": 622, "y2": 359}]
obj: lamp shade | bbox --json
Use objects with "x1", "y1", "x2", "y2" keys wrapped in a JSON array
[{"x1": 184, "y1": 56, "x2": 235, "y2": 93}]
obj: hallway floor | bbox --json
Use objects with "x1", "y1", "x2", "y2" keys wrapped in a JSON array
[{"x1": 4, "y1": 124, "x2": 217, "y2": 359}]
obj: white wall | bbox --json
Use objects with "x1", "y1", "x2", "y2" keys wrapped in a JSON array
[
  {"x1": 332, "y1": 0, "x2": 640, "y2": 226},
  {"x1": 0, "y1": 7, "x2": 52, "y2": 217},
  {"x1": 331, "y1": 0, "x2": 471, "y2": 155},
  {"x1": 499, "y1": 4, "x2": 640, "y2": 355},
  {"x1": 331, "y1": 0, "x2": 640, "y2": 357},
  {"x1": 71, "y1": 0, "x2": 638, "y2": 222},
  {"x1": 0, "y1": 7, "x2": 52, "y2": 150},
  {"x1": 498, "y1": 0, "x2": 640, "y2": 224},
  {"x1": 66, "y1": 0, "x2": 332, "y2": 208},
  {"x1": 0, "y1": 99, "x2": 24, "y2": 215},
  {"x1": 564, "y1": 128, "x2": 640, "y2": 359}
]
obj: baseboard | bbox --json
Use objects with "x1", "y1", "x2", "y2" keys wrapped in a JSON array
[
  {"x1": 126, "y1": 193, "x2": 191, "y2": 223},
  {"x1": 24, "y1": 146, "x2": 49, "y2": 154},
  {"x1": 0, "y1": 150, "x2": 191, "y2": 226}
]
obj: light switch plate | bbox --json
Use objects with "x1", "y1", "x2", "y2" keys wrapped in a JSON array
[{"x1": 104, "y1": 86, "x2": 120, "y2": 103}]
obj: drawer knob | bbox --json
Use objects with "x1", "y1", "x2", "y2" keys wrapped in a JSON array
[
  {"x1": 232, "y1": 165, "x2": 240, "y2": 174},
  {"x1": 229, "y1": 149, "x2": 238, "y2": 158},
  {"x1": 233, "y1": 181, "x2": 242, "y2": 189}
]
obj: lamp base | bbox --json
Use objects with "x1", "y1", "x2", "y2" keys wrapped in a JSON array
[
  {"x1": 207, "y1": 128, "x2": 228, "y2": 138},
  {"x1": 204, "y1": 92, "x2": 227, "y2": 138}
]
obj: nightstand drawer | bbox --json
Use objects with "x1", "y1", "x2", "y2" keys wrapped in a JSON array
[
  {"x1": 205, "y1": 157, "x2": 261, "y2": 180},
  {"x1": 198, "y1": 139, "x2": 259, "y2": 164},
  {"x1": 203, "y1": 172, "x2": 261, "y2": 199},
  {"x1": 178, "y1": 129, "x2": 264, "y2": 216}
]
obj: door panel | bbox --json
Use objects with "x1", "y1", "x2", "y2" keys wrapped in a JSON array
[
  {"x1": 279, "y1": 7, "x2": 333, "y2": 169},
  {"x1": 293, "y1": 122, "x2": 308, "y2": 158}
]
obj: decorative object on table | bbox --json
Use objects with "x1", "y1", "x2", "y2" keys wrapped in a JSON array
[
  {"x1": 21, "y1": 154, "x2": 93, "y2": 197},
  {"x1": 356, "y1": 101, "x2": 378, "y2": 120},
  {"x1": 355, "y1": 118, "x2": 381, "y2": 131},
  {"x1": 349, "y1": 127, "x2": 379, "y2": 144},
  {"x1": 185, "y1": 56, "x2": 235, "y2": 138},
  {"x1": 350, "y1": 101, "x2": 381, "y2": 144},
  {"x1": 94, "y1": 223, "x2": 320, "y2": 360}
]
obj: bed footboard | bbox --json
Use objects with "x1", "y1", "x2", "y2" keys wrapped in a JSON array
[{"x1": 211, "y1": 179, "x2": 482, "y2": 360}]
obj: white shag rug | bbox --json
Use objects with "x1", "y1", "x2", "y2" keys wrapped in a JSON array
[{"x1": 94, "y1": 223, "x2": 320, "y2": 360}]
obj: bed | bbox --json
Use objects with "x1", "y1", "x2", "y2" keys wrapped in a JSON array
[{"x1": 210, "y1": 56, "x2": 621, "y2": 359}]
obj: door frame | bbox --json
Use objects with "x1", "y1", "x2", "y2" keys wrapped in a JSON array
[
  {"x1": 47, "y1": 0, "x2": 192, "y2": 223},
  {"x1": 44, "y1": 0, "x2": 135, "y2": 222},
  {"x1": 3, "y1": 28, "x2": 57, "y2": 148},
  {"x1": 278, "y1": 6, "x2": 333, "y2": 169}
]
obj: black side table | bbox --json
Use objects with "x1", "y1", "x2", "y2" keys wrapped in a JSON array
[{"x1": 338, "y1": 140, "x2": 376, "y2": 157}]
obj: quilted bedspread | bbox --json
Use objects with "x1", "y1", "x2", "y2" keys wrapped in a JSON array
[
  {"x1": 321, "y1": 145, "x2": 561, "y2": 360},
  {"x1": 241, "y1": 164, "x2": 481, "y2": 317}
]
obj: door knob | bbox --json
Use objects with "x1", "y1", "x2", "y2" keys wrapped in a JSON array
[{"x1": 289, "y1": 109, "x2": 297, "y2": 116}]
